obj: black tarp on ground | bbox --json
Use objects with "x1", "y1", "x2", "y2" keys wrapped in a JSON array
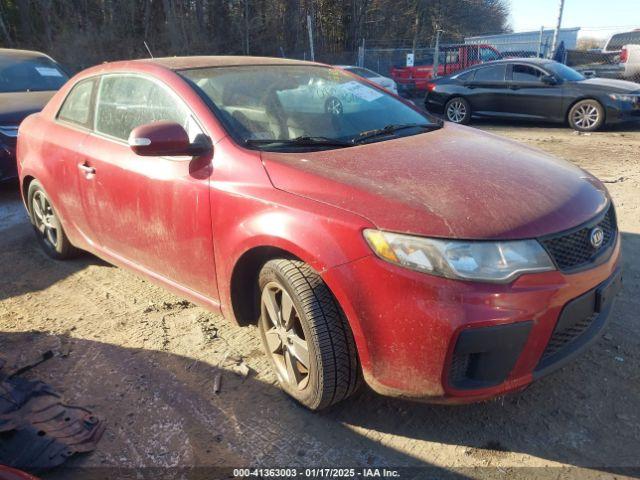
[{"x1": 0, "y1": 344, "x2": 105, "y2": 471}]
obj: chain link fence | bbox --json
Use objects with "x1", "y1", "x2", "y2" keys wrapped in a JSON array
[{"x1": 352, "y1": 27, "x2": 640, "y2": 97}]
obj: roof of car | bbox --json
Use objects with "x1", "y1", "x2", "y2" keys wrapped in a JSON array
[
  {"x1": 475, "y1": 58, "x2": 554, "y2": 67},
  {"x1": 134, "y1": 55, "x2": 323, "y2": 70},
  {"x1": 0, "y1": 48, "x2": 53, "y2": 60}
]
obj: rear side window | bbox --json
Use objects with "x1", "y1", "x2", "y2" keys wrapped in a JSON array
[
  {"x1": 606, "y1": 31, "x2": 640, "y2": 51},
  {"x1": 512, "y1": 64, "x2": 544, "y2": 82},
  {"x1": 94, "y1": 75, "x2": 190, "y2": 141},
  {"x1": 455, "y1": 70, "x2": 476, "y2": 81},
  {"x1": 474, "y1": 64, "x2": 506, "y2": 82},
  {"x1": 58, "y1": 79, "x2": 95, "y2": 127}
]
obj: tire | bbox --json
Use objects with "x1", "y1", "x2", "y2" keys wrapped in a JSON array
[
  {"x1": 568, "y1": 99, "x2": 605, "y2": 132},
  {"x1": 27, "y1": 180, "x2": 78, "y2": 260},
  {"x1": 258, "y1": 259, "x2": 361, "y2": 410},
  {"x1": 444, "y1": 96, "x2": 471, "y2": 124}
]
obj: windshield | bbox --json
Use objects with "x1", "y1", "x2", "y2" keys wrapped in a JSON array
[
  {"x1": 546, "y1": 62, "x2": 585, "y2": 82},
  {"x1": 180, "y1": 65, "x2": 437, "y2": 149},
  {"x1": 0, "y1": 56, "x2": 68, "y2": 93}
]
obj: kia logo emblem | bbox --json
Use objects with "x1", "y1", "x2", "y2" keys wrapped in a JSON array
[{"x1": 590, "y1": 227, "x2": 604, "y2": 249}]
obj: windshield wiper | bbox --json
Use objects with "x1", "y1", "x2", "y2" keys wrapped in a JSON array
[
  {"x1": 245, "y1": 136, "x2": 353, "y2": 148},
  {"x1": 351, "y1": 122, "x2": 443, "y2": 144}
]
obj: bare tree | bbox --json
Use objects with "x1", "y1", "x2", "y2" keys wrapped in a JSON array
[{"x1": 0, "y1": 0, "x2": 509, "y2": 70}]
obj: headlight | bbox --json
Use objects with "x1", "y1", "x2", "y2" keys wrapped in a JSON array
[
  {"x1": 363, "y1": 229, "x2": 555, "y2": 283},
  {"x1": 609, "y1": 93, "x2": 640, "y2": 102}
]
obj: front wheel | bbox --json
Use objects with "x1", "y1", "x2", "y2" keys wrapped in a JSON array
[
  {"x1": 444, "y1": 97, "x2": 471, "y2": 124},
  {"x1": 568, "y1": 99, "x2": 604, "y2": 132},
  {"x1": 27, "y1": 180, "x2": 78, "y2": 260},
  {"x1": 258, "y1": 259, "x2": 361, "y2": 410}
]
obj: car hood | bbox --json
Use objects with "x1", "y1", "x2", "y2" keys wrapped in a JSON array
[
  {"x1": 261, "y1": 124, "x2": 609, "y2": 240},
  {"x1": 577, "y1": 78, "x2": 640, "y2": 93},
  {"x1": 0, "y1": 91, "x2": 56, "y2": 125}
]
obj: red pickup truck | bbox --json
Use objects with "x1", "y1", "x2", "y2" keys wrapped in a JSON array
[{"x1": 391, "y1": 44, "x2": 502, "y2": 96}]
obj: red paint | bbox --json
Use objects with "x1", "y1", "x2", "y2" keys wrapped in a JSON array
[
  {"x1": 17, "y1": 57, "x2": 620, "y2": 402},
  {"x1": 0, "y1": 465, "x2": 39, "y2": 480},
  {"x1": 391, "y1": 44, "x2": 501, "y2": 92},
  {"x1": 129, "y1": 121, "x2": 200, "y2": 157},
  {"x1": 620, "y1": 47, "x2": 628, "y2": 63}
]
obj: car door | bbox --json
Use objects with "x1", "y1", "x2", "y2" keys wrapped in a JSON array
[
  {"x1": 503, "y1": 63, "x2": 564, "y2": 121},
  {"x1": 465, "y1": 63, "x2": 509, "y2": 115},
  {"x1": 48, "y1": 77, "x2": 98, "y2": 241},
  {"x1": 77, "y1": 73, "x2": 218, "y2": 299}
]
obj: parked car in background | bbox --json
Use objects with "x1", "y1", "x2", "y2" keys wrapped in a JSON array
[
  {"x1": 18, "y1": 56, "x2": 621, "y2": 410},
  {"x1": 572, "y1": 29, "x2": 640, "y2": 81},
  {"x1": 391, "y1": 44, "x2": 501, "y2": 96},
  {"x1": 0, "y1": 48, "x2": 68, "y2": 182},
  {"x1": 603, "y1": 29, "x2": 640, "y2": 81},
  {"x1": 425, "y1": 58, "x2": 640, "y2": 131},
  {"x1": 603, "y1": 29, "x2": 640, "y2": 54},
  {"x1": 336, "y1": 65, "x2": 398, "y2": 94}
]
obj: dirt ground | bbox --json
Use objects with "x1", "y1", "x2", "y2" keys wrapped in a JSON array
[{"x1": 1, "y1": 121, "x2": 639, "y2": 479}]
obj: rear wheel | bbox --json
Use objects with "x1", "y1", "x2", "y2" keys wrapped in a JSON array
[
  {"x1": 445, "y1": 97, "x2": 471, "y2": 124},
  {"x1": 568, "y1": 99, "x2": 604, "y2": 132},
  {"x1": 27, "y1": 180, "x2": 78, "y2": 260},
  {"x1": 258, "y1": 259, "x2": 360, "y2": 410}
]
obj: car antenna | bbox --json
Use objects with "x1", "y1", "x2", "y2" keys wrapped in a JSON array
[{"x1": 144, "y1": 41, "x2": 154, "y2": 59}]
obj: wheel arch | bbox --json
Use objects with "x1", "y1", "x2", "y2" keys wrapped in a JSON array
[
  {"x1": 229, "y1": 245, "x2": 303, "y2": 327},
  {"x1": 21, "y1": 175, "x2": 36, "y2": 215},
  {"x1": 565, "y1": 96, "x2": 606, "y2": 125}
]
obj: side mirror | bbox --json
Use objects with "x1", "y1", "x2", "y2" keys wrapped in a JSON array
[
  {"x1": 541, "y1": 74, "x2": 558, "y2": 85},
  {"x1": 128, "y1": 121, "x2": 212, "y2": 157}
]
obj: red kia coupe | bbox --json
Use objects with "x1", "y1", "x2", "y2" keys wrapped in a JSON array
[{"x1": 17, "y1": 56, "x2": 621, "y2": 410}]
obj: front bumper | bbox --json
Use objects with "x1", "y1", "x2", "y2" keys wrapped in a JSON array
[
  {"x1": 605, "y1": 97, "x2": 640, "y2": 124},
  {"x1": 396, "y1": 81, "x2": 417, "y2": 97},
  {"x1": 323, "y1": 235, "x2": 622, "y2": 403},
  {"x1": 424, "y1": 94, "x2": 445, "y2": 114}
]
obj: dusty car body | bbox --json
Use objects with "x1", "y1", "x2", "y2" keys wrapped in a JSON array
[{"x1": 17, "y1": 56, "x2": 621, "y2": 409}]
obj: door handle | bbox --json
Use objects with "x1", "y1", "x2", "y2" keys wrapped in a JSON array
[{"x1": 78, "y1": 162, "x2": 96, "y2": 177}]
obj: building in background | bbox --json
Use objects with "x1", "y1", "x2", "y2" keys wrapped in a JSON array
[{"x1": 465, "y1": 28, "x2": 580, "y2": 58}]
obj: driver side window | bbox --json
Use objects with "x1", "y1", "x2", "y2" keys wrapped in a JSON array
[
  {"x1": 94, "y1": 75, "x2": 191, "y2": 141},
  {"x1": 512, "y1": 64, "x2": 544, "y2": 83}
]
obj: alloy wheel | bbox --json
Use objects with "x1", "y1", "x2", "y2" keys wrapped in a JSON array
[
  {"x1": 572, "y1": 104, "x2": 600, "y2": 130},
  {"x1": 446, "y1": 100, "x2": 467, "y2": 123},
  {"x1": 32, "y1": 191, "x2": 59, "y2": 249},
  {"x1": 260, "y1": 282, "x2": 310, "y2": 390}
]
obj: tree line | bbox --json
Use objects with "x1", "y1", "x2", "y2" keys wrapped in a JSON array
[{"x1": 0, "y1": 0, "x2": 509, "y2": 71}]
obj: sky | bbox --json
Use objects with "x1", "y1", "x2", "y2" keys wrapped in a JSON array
[{"x1": 509, "y1": 0, "x2": 639, "y2": 38}]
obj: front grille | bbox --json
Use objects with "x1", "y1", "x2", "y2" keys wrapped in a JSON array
[
  {"x1": 539, "y1": 312, "x2": 597, "y2": 361},
  {"x1": 449, "y1": 353, "x2": 471, "y2": 385},
  {"x1": 541, "y1": 205, "x2": 617, "y2": 272}
]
